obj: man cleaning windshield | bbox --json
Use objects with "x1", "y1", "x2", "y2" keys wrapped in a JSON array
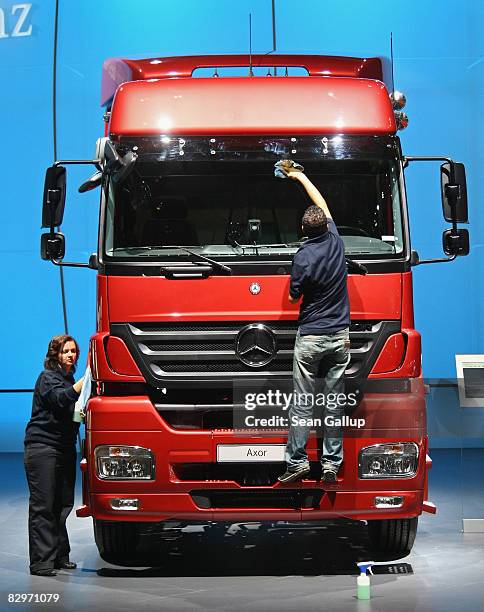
[{"x1": 275, "y1": 160, "x2": 351, "y2": 484}]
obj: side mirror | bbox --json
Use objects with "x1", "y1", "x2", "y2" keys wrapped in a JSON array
[
  {"x1": 442, "y1": 229, "x2": 470, "y2": 256},
  {"x1": 440, "y1": 162, "x2": 468, "y2": 223},
  {"x1": 40, "y1": 232, "x2": 65, "y2": 260},
  {"x1": 41, "y1": 166, "x2": 67, "y2": 228}
]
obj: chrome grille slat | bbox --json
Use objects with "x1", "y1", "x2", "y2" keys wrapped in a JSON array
[
  {"x1": 142, "y1": 347, "x2": 295, "y2": 361},
  {"x1": 130, "y1": 329, "x2": 297, "y2": 342},
  {"x1": 129, "y1": 325, "x2": 240, "y2": 341},
  {"x1": 348, "y1": 342, "x2": 373, "y2": 354}
]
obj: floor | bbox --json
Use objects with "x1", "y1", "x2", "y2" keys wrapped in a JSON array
[{"x1": 0, "y1": 449, "x2": 483, "y2": 612}]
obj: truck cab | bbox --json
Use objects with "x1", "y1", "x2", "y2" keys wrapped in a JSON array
[{"x1": 40, "y1": 54, "x2": 469, "y2": 565}]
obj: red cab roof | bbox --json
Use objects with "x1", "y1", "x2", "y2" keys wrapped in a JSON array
[{"x1": 104, "y1": 54, "x2": 395, "y2": 136}]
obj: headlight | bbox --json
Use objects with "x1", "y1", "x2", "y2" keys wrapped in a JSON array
[
  {"x1": 358, "y1": 443, "x2": 418, "y2": 479},
  {"x1": 95, "y1": 445, "x2": 155, "y2": 480}
]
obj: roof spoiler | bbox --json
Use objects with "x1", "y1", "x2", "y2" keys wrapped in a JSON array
[{"x1": 101, "y1": 54, "x2": 386, "y2": 107}]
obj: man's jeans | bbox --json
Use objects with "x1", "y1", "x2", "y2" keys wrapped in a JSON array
[{"x1": 285, "y1": 327, "x2": 350, "y2": 470}]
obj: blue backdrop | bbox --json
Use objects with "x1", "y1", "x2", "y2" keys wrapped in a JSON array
[{"x1": 1, "y1": 0, "x2": 482, "y2": 450}]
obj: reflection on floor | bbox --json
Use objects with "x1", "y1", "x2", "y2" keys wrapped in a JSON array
[{"x1": 0, "y1": 449, "x2": 483, "y2": 611}]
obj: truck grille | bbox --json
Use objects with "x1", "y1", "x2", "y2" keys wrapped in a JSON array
[
  {"x1": 111, "y1": 319, "x2": 400, "y2": 385},
  {"x1": 190, "y1": 489, "x2": 323, "y2": 510},
  {"x1": 174, "y1": 463, "x2": 285, "y2": 486}
]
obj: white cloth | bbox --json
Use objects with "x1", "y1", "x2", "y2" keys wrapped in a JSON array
[{"x1": 73, "y1": 366, "x2": 92, "y2": 423}]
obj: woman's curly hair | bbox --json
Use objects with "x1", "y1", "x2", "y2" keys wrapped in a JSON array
[{"x1": 44, "y1": 335, "x2": 80, "y2": 371}]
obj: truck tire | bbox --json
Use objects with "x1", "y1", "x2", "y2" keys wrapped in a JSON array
[
  {"x1": 367, "y1": 517, "x2": 418, "y2": 555},
  {"x1": 94, "y1": 519, "x2": 141, "y2": 565}
]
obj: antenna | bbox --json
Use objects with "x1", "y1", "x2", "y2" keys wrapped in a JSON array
[
  {"x1": 390, "y1": 31, "x2": 395, "y2": 93},
  {"x1": 249, "y1": 13, "x2": 253, "y2": 76},
  {"x1": 272, "y1": 0, "x2": 277, "y2": 75},
  {"x1": 261, "y1": 1, "x2": 278, "y2": 74},
  {"x1": 389, "y1": 31, "x2": 407, "y2": 124}
]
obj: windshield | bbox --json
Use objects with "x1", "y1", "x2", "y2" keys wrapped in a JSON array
[{"x1": 104, "y1": 136, "x2": 405, "y2": 260}]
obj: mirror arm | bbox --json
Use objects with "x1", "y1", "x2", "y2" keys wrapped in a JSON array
[
  {"x1": 404, "y1": 155, "x2": 453, "y2": 164},
  {"x1": 412, "y1": 254, "x2": 457, "y2": 266},
  {"x1": 51, "y1": 259, "x2": 91, "y2": 268},
  {"x1": 404, "y1": 155, "x2": 462, "y2": 230},
  {"x1": 53, "y1": 159, "x2": 101, "y2": 167}
]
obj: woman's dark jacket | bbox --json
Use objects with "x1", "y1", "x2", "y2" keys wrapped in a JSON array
[{"x1": 24, "y1": 368, "x2": 80, "y2": 450}]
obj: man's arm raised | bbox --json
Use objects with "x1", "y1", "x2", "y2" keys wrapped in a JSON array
[{"x1": 287, "y1": 169, "x2": 332, "y2": 220}]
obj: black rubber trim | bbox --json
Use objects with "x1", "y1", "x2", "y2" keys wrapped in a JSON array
[
  {"x1": 190, "y1": 489, "x2": 323, "y2": 510},
  {"x1": 100, "y1": 259, "x2": 410, "y2": 276},
  {"x1": 99, "y1": 382, "x2": 149, "y2": 396}
]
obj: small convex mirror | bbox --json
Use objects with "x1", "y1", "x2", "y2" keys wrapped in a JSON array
[
  {"x1": 442, "y1": 229, "x2": 470, "y2": 256},
  {"x1": 40, "y1": 232, "x2": 65, "y2": 261}
]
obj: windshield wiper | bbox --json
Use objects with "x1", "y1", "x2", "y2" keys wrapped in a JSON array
[
  {"x1": 180, "y1": 248, "x2": 232, "y2": 275},
  {"x1": 114, "y1": 245, "x2": 231, "y2": 274},
  {"x1": 247, "y1": 242, "x2": 303, "y2": 248}
]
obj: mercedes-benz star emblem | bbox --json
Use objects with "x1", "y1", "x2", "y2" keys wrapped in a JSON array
[
  {"x1": 235, "y1": 324, "x2": 277, "y2": 367},
  {"x1": 249, "y1": 282, "x2": 261, "y2": 295}
]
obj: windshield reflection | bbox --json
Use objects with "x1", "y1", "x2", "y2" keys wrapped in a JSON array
[{"x1": 104, "y1": 136, "x2": 404, "y2": 261}]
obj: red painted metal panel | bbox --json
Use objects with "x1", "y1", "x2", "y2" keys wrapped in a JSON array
[
  {"x1": 107, "y1": 273, "x2": 401, "y2": 322},
  {"x1": 85, "y1": 385, "x2": 427, "y2": 520},
  {"x1": 348, "y1": 273, "x2": 401, "y2": 320},
  {"x1": 89, "y1": 333, "x2": 145, "y2": 382},
  {"x1": 87, "y1": 394, "x2": 425, "y2": 491},
  {"x1": 88, "y1": 491, "x2": 422, "y2": 522},
  {"x1": 124, "y1": 54, "x2": 383, "y2": 80},
  {"x1": 371, "y1": 333, "x2": 405, "y2": 374},
  {"x1": 87, "y1": 397, "x2": 162, "y2": 430},
  {"x1": 96, "y1": 275, "x2": 109, "y2": 332},
  {"x1": 401, "y1": 272, "x2": 415, "y2": 329},
  {"x1": 370, "y1": 329, "x2": 421, "y2": 378},
  {"x1": 105, "y1": 336, "x2": 142, "y2": 376},
  {"x1": 109, "y1": 77, "x2": 395, "y2": 136},
  {"x1": 101, "y1": 54, "x2": 385, "y2": 106}
]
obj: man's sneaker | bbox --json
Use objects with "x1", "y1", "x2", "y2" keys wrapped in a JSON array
[
  {"x1": 322, "y1": 466, "x2": 338, "y2": 483},
  {"x1": 277, "y1": 463, "x2": 310, "y2": 483}
]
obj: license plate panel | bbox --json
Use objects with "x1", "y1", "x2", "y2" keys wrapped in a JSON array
[{"x1": 217, "y1": 444, "x2": 285, "y2": 463}]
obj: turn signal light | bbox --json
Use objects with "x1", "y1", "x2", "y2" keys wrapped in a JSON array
[{"x1": 109, "y1": 498, "x2": 140, "y2": 510}]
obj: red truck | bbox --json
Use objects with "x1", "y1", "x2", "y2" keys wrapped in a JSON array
[{"x1": 41, "y1": 54, "x2": 469, "y2": 564}]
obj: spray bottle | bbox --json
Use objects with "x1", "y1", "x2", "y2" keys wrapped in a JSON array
[{"x1": 356, "y1": 561, "x2": 374, "y2": 600}]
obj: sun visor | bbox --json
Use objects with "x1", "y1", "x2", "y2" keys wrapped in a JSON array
[{"x1": 109, "y1": 77, "x2": 396, "y2": 136}]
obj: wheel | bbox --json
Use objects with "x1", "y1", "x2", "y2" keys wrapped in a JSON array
[
  {"x1": 94, "y1": 519, "x2": 141, "y2": 565},
  {"x1": 367, "y1": 517, "x2": 418, "y2": 555}
]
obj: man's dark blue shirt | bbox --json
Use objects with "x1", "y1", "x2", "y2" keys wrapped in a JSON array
[{"x1": 289, "y1": 219, "x2": 350, "y2": 335}]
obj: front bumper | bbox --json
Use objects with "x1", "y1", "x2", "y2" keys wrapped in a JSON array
[
  {"x1": 78, "y1": 392, "x2": 431, "y2": 522},
  {"x1": 79, "y1": 489, "x2": 425, "y2": 522}
]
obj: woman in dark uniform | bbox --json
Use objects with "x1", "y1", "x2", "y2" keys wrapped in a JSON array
[{"x1": 24, "y1": 335, "x2": 84, "y2": 576}]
